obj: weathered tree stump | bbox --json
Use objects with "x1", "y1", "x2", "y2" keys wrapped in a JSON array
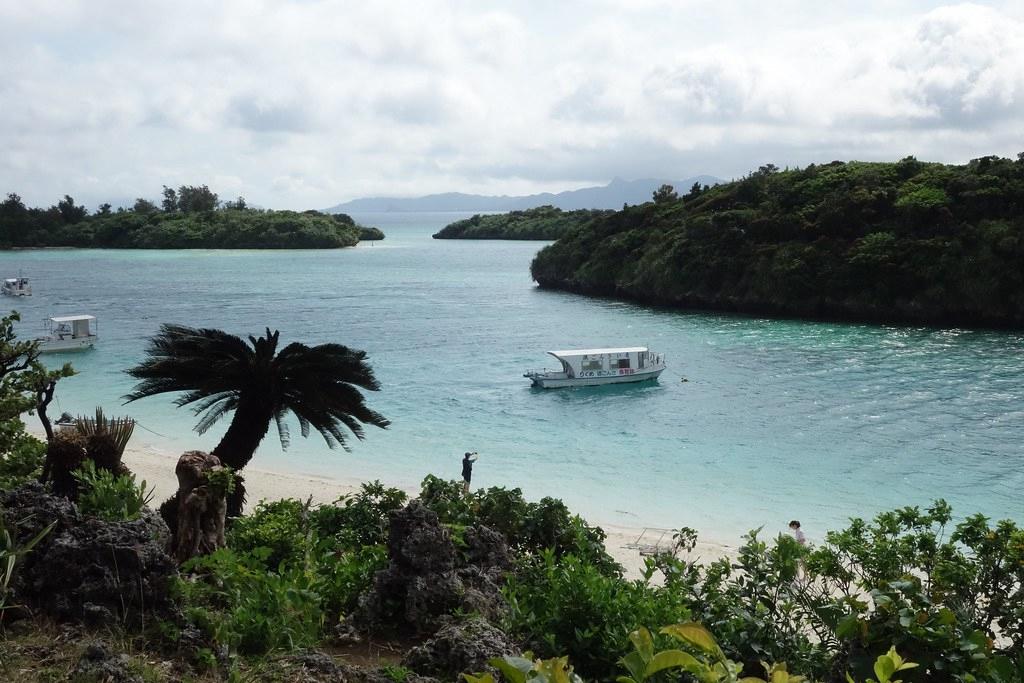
[{"x1": 173, "y1": 450, "x2": 229, "y2": 563}]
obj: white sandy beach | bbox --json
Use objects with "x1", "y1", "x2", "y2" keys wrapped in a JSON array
[
  {"x1": 22, "y1": 413, "x2": 737, "y2": 577},
  {"x1": 114, "y1": 443, "x2": 735, "y2": 578}
]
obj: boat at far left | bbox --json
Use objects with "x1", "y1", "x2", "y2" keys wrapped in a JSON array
[
  {"x1": 36, "y1": 315, "x2": 98, "y2": 352},
  {"x1": 2, "y1": 276, "x2": 31, "y2": 296}
]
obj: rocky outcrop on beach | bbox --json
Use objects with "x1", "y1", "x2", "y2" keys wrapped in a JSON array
[
  {"x1": 353, "y1": 500, "x2": 511, "y2": 635},
  {"x1": 403, "y1": 616, "x2": 519, "y2": 680},
  {"x1": 0, "y1": 483, "x2": 177, "y2": 627}
]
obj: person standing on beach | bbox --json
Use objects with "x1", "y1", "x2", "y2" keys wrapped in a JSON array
[
  {"x1": 461, "y1": 451, "x2": 478, "y2": 493},
  {"x1": 788, "y1": 520, "x2": 806, "y2": 545},
  {"x1": 789, "y1": 520, "x2": 808, "y2": 581}
]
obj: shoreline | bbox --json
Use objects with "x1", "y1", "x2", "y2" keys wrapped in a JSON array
[
  {"x1": 56, "y1": 431, "x2": 736, "y2": 578},
  {"x1": 118, "y1": 445, "x2": 736, "y2": 578}
]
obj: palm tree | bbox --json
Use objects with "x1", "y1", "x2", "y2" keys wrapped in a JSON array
[{"x1": 125, "y1": 324, "x2": 389, "y2": 515}]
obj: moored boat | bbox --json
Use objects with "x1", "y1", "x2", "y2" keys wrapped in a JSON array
[
  {"x1": 2, "y1": 276, "x2": 31, "y2": 296},
  {"x1": 524, "y1": 347, "x2": 665, "y2": 389},
  {"x1": 36, "y1": 315, "x2": 98, "y2": 353}
]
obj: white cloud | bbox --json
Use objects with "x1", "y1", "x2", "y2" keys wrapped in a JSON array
[{"x1": 0, "y1": 1, "x2": 1022, "y2": 209}]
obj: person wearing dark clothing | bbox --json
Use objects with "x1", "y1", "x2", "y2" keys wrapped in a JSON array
[{"x1": 462, "y1": 451, "x2": 478, "y2": 493}]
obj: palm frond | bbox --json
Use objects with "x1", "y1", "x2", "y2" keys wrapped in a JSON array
[{"x1": 123, "y1": 324, "x2": 387, "y2": 457}]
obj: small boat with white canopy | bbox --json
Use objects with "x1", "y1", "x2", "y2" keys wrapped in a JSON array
[
  {"x1": 36, "y1": 315, "x2": 98, "y2": 353},
  {"x1": 2, "y1": 276, "x2": 31, "y2": 296},
  {"x1": 524, "y1": 347, "x2": 666, "y2": 389}
]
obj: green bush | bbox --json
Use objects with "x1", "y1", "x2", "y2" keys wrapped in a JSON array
[
  {"x1": 502, "y1": 551, "x2": 692, "y2": 680},
  {"x1": 419, "y1": 477, "x2": 620, "y2": 574},
  {"x1": 0, "y1": 418, "x2": 45, "y2": 489},
  {"x1": 314, "y1": 544, "x2": 388, "y2": 618},
  {"x1": 72, "y1": 460, "x2": 154, "y2": 521},
  {"x1": 1, "y1": 509, "x2": 55, "y2": 612},
  {"x1": 653, "y1": 529, "x2": 827, "y2": 677},
  {"x1": 419, "y1": 474, "x2": 476, "y2": 525},
  {"x1": 228, "y1": 498, "x2": 313, "y2": 568},
  {"x1": 178, "y1": 548, "x2": 323, "y2": 655},
  {"x1": 311, "y1": 480, "x2": 408, "y2": 549},
  {"x1": 225, "y1": 488, "x2": 396, "y2": 624},
  {"x1": 806, "y1": 501, "x2": 1024, "y2": 681}
]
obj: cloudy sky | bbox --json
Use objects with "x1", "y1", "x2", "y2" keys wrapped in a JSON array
[{"x1": 2, "y1": 1, "x2": 1022, "y2": 210}]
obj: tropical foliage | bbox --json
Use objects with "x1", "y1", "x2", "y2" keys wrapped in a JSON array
[
  {"x1": 0, "y1": 312, "x2": 71, "y2": 489},
  {"x1": 72, "y1": 460, "x2": 154, "y2": 522},
  {"x1": 531, "y1": 155, "x2": 1024, "y2": 327},
  {"x1": 419, "y1": 476, "x2": 619, "y2": 572},
  {"x1": 0, "y1": 511, "x2": 54, "y2": 614},
  {"x1": 0, "y1": 187, "x2": 383, "y2": 249},
  {"x1": 500, "y1": 499, "x2": 1023, "y2": 682},
  {"x1": 178, "y1": 481, "x2": 405, "y2": 653},
  {"x1": 434, "y1": 206, "x2": 611, "y2": 240},
  {"x1": 124, "y1": 325, "x2": 389, "y2": 514}
]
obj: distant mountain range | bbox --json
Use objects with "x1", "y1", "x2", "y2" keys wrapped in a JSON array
[{"x1": 324, "y1": 176, "x2": 722, "y2": 213}]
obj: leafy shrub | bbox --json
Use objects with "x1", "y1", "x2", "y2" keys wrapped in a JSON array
[
  {"x1": 0, "y1": 418, "x2": 45, "y2": 489},
  {"x1": 651, "y1": 529, "x2": 826, "y2": 677},
  {"x1": 516, "y1": 497, "x2": 618, "y2": 574},
  {"x1": 178, "y1": 548, "x2": 323, "y2": 655},
  {"x1": 314, "y1": 544, "x2": 388, "y2": 618},
  {"x1": 380, "y1": 664, "x2": 413, "y2": 683},
  {"x1": 225, "y1": 489, "x2": 394, "y2": 623},
  {"x1": 502, "y1": 551, "x2": 692, "y2": 680},
  {"x1": 228, "y1": 498, "x2": 312, "y2": 568},
  {"x1": 72, "y1": 460, "x2": 154, "y2": 521},
  {"x1": 805, "y1": 501, "x2": 1024, "y2": 681},
  {"x1": 469, "y1": 629, "x2": 919, "y2": 683},
  {"x1": 205, "y1": 465, "x2": 237, "y2": 497},
  {"x1": 420, "y1": 477, "x2": 620, "y2": 574},
  {"x1": 311, "y1": 480, "x2": 407, "y2": 549},
  {"x1": 464, "y1": 654, "x2": 584, "y2": 683},
  {"x1": 419, "y1": 474, "x2": 475, "y2": 524},
  {"x1": 1, "y1": 509, "x2": 55, "y2": 613}
]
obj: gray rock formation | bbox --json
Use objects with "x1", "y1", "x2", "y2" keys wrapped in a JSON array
[
  {"x1": 403, "y1": 617, "x2": 520, "y2": 680},
  {"x1": 353, "y1": 500, "x2": 511, "y2": 635},
  {"x1": 0, "y1": 483, "x2": 177, "y2": 627},
  {"x1": 72, "y1": 642, "x2": 144, "y2": 683}
]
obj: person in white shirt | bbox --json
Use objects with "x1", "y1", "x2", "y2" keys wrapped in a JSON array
[{"x1": 789, "y1": 520, "x2": 806, "y2": 545}]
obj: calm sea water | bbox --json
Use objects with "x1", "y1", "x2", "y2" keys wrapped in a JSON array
[{"x1": 4, "y1": 212, "x2": 1022, "y2": 542}]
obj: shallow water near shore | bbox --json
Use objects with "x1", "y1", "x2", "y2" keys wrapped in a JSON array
[{"x1": 4, "y1": 212, "x2": 1023, "y2": 543}]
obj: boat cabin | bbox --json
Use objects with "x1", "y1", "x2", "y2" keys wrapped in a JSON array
[
  {"x1": 548, "y1": 347, "x2": 661, "y2": 379},
  {"x1": 50, "y1": 315, "x2": 96, "y2": 340},
  {"x1": 37, "y1": 315, "x2": 98, "y2": 353}
]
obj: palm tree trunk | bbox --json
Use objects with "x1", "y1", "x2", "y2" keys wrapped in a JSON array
[{"x1": 211, "y1": 397, "x2": 275, "y2": 471}]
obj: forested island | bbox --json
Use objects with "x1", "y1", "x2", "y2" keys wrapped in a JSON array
[
  {"x1": 0, "y1": 185, "x2": 383, "y2": 249},
  {"x1": 531, "y1": 155, "x2": 1024, "y2": 328},
  {"x1": 433, "y1": 206, "x2": 611, "y2": 240}
]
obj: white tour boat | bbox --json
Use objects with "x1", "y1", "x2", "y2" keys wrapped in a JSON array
[
  {"x1": 2, "y1": 276, "x2": 31, "y2": 296},
  {"x1": 524, "y1": 347, "x2": 666, "y2": 389},
  {"x1": 36, "y1": 315, "x2": 98, "y2": 353}
]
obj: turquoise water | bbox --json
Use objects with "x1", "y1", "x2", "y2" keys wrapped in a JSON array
[{"x1": 4, "y1": 212, "x2": 1022, "y2": 542}]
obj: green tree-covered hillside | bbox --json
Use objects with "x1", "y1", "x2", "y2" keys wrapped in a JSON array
[
  {"x1": 433, "y1": 206, "x2": 612, "y2": 240},
  {"x1": 0, "y1": 186, "x2": 382, "y2": 249},
  {"x1": 531, "y1": 156, "x2": 1024, "y2": 327}
]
